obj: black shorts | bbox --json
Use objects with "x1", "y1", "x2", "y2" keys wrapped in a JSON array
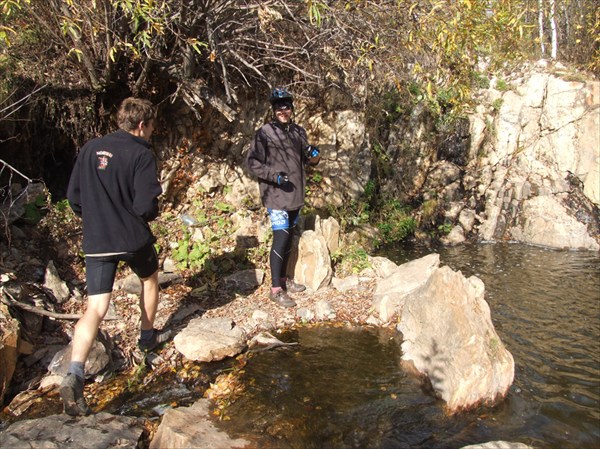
[{"x1": 85, "y1": 243, "x2": 158, "y2": 295}]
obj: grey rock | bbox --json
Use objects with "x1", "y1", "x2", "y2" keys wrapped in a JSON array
[
  {"x1": 315, "y1": 300, "x2": 336, "y2": 320},
  {"x1": 223, "y1": 269, "x2": 265, "y2": 292},
  {"x1": 162, "y1": 257, "x2": 178, "y2": 273},
  {"x1": 250, "y1": 310, "x2": 274, "y2": 331},
  {"x1": 369, "y1": 256, "x2": 398, "y2": 278},
  {"x1": 296, "y1": 307, "x2": 314, "y2": 323},
  {"x1": 44, "y1": 260, "x2": 70, "y2": 303},
  {"x1": 116, "y1": 271, "x2": 183, "y2": 295},
  {"x1": 174, "y1": 317, "x2": 246, "y2": 362},
  {"x1": 332, "y1": 275, "x2": 360, "y2": 292},
  {"x1": 10, "y1": 225, "x2": 26, "y2": 240},
  {"x1": 0, "y1": 412, "x2": 144, "y2": 449},
  {"x1": 49, "y1": 338, "x2": 110, "y2": 379},
  {"x1": 441, "y1": 225, "x2": 466, "y2": 245}
]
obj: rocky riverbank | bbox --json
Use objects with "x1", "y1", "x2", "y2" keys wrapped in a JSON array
[{"x1": 1, "y1": 218, "x2": 525, "y2": 448}]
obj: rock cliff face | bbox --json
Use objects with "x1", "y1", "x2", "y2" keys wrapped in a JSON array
[
  {"x1": 161, "y1": 61, "x2": 598, "y2": 251},
  {"x1": 371, "y1": 61, "x2": 599, "y2": 250},
  {"x1": 467, "y1": 61, "x2": 599, "y2": 250}
]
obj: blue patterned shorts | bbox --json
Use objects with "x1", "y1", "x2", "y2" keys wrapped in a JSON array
[{"x1": 267, "y1": 209, "x2": 300, "y2": 231}]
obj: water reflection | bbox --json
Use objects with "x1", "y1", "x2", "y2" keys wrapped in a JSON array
[{"x1": 219, "y1": 243, "x2": 600, "y2": 449}]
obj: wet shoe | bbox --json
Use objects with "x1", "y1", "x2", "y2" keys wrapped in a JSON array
[
  {"x1": 138, "y1": 328, "x2": 172, "y2": 352},
  {"x1": 269, "y1": 289, "x2": 297, "y2": 308},
  {"x1": 60, "y1": 373, "x2": 92, "y2": 416},
  {"x1": 284, "y1": 278, "x2": 306, "y2": 293}
]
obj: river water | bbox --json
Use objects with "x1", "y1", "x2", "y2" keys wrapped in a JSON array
[{"x1": 216, "y1": 243, "x2": 599, "y2": 449}]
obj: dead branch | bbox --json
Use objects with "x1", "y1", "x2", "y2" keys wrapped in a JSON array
[{"x1": 1, "y1": 286, "x2": 82, "y2": 321}]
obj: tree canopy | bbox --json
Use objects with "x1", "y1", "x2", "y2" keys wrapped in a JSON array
[{"x1": 1, "y1": 0, "x2": 597, "y2": 111}]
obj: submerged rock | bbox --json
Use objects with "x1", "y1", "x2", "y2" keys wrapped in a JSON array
[
  {"x1": 150, "y1": 399, "x2": 250, "y2": 449},
  {"x1": 461, "y1": 442, "x2": 534, "y2": 449}
]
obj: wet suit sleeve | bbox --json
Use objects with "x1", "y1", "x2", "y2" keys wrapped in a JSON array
[
  {"x1": 132, "y1": 151, "x2": 162, "y2": 222},
  {"x1": 247, "y1": 127, "x2": 277, "y2": 183}
]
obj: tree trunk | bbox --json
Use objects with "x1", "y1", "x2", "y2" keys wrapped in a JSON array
[
  {"x1": 549, "y1": 0, "x2": 558, "y2": 59},
  {"x1": 538, "y1": 0, "x2": 546, "y2": 55}
]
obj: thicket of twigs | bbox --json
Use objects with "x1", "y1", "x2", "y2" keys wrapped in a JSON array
[{"x1": 1, "y1": 1, "x2": 597, "y2": 109}]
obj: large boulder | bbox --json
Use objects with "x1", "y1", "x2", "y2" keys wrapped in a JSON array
[
  {"x1": 48, "y1": 339, "x2": 111, "y2": 379},
  {"x1": 372, "y1": 254, "x2": 440, "y2": 323},
  {"x1": 397, "y1": 265, "x2": 514, "y2": 413},
  {"x1": 314, "y1": 215, "x2": 341, "y2": 254},
  {"x1": 293, "y1": 230, "x2": 333, "y2": 291},
  {"x1": 508, "y1": 195, "x2": 599, "y2": 250}
]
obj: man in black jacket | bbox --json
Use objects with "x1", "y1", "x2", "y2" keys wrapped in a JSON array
[
  {"x1": 247, "y1": 88, "x2": 320, "y2": 308},
  {"x1": 60, "y1": 97, "x2": 168, "y2": 416}
]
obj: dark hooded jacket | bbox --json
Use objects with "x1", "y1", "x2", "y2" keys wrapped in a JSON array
[
  {"x1": 246, "y1": 121, "x2": 309, "y2": 210},
  {"x1": 67, "y1": 129, "x2": 162, "y2": 254}
]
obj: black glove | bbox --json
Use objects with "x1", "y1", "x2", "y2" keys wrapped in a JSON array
[
  {"x1": 276, "y1": 172, "x2": 289, "y2": 185},
  {"x1": 304, "y1": 145, "x2": 320, "y2": 159}
]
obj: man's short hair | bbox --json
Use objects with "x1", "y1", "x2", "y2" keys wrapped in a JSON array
[{"x1": 117, "y1": 97, "x2": 156, "y2": 131}]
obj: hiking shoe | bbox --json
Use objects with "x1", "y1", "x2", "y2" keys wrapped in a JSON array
[
  {"x1": 269, "y1": 289, "x2": 297, "y2": 308},
  {"x1": 138, "y1": 328, "x2": 172, "y2": 352},
  {"x1": 284, "y1": 278, "x2": 306, "y2": 293},
  {"x1": 60, "y1": 373, "x2": 92, "y2": 416}
]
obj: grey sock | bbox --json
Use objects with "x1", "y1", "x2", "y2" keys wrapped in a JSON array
[{"x1": 67, "y1": 361, "x2": 85, "y2": 380}]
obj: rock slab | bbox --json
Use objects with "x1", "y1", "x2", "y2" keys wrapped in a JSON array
[
  {"x1": 174, "y1": 317, "x2": 247, "y2": 362},
  {"x1": 0, "y1": 412, "x2": 144, "y2": 448}
]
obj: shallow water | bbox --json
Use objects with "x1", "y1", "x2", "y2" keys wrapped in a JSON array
[{"x1": 216, "y1": 243, "x2": 600, "y2": 449}]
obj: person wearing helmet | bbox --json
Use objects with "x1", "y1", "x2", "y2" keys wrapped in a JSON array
[{"x1": 246, "y1": 87, "x2": 320, "y2": 308}]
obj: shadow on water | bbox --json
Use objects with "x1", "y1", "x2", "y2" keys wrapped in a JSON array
[{"x1": 213, "y1": 243, "x2": 599, "y2": 449}]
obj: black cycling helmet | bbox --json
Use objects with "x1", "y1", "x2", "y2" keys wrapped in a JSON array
[{"x1": 269, "y1": 87, "x2": 294, "y2": 105}]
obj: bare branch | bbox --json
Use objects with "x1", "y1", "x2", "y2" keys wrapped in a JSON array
[{"x1": 1, "y1": 287, "x2": 83, "y2": 321}]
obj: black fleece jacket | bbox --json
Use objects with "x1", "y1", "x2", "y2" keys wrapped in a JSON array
[
  {"x1": 246, "y1": 121, "x2": 309, "y2": 210},
  {"x1": 67, "y1": 129, "x2": 162, "y2": 254}
]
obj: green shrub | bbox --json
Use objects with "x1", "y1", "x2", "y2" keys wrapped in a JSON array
[
  {"x1": 373, "y1": 199, "x2": 416, "y2": 244},
  {"x1": 214, "y1": 201, "x2": 234, "y2": 213},
  {"x1": 473, "y1": 72, "x2": 491, "y2": 89},
  {"x1": 496, "y1": 78, "x2": 509, "y2": 91},
  {"x1": 332, "y1": 244, "x2": 371, "y2": 276},
  {"x1": 437, "y1": 222, "x2": 452, "y2": 235},
  {"x1": 491, "y1": 98, "x2": 504, "y2": 112},
  {"x1": 173, "y1": 230, "x2": 211, "y2": 270}
]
